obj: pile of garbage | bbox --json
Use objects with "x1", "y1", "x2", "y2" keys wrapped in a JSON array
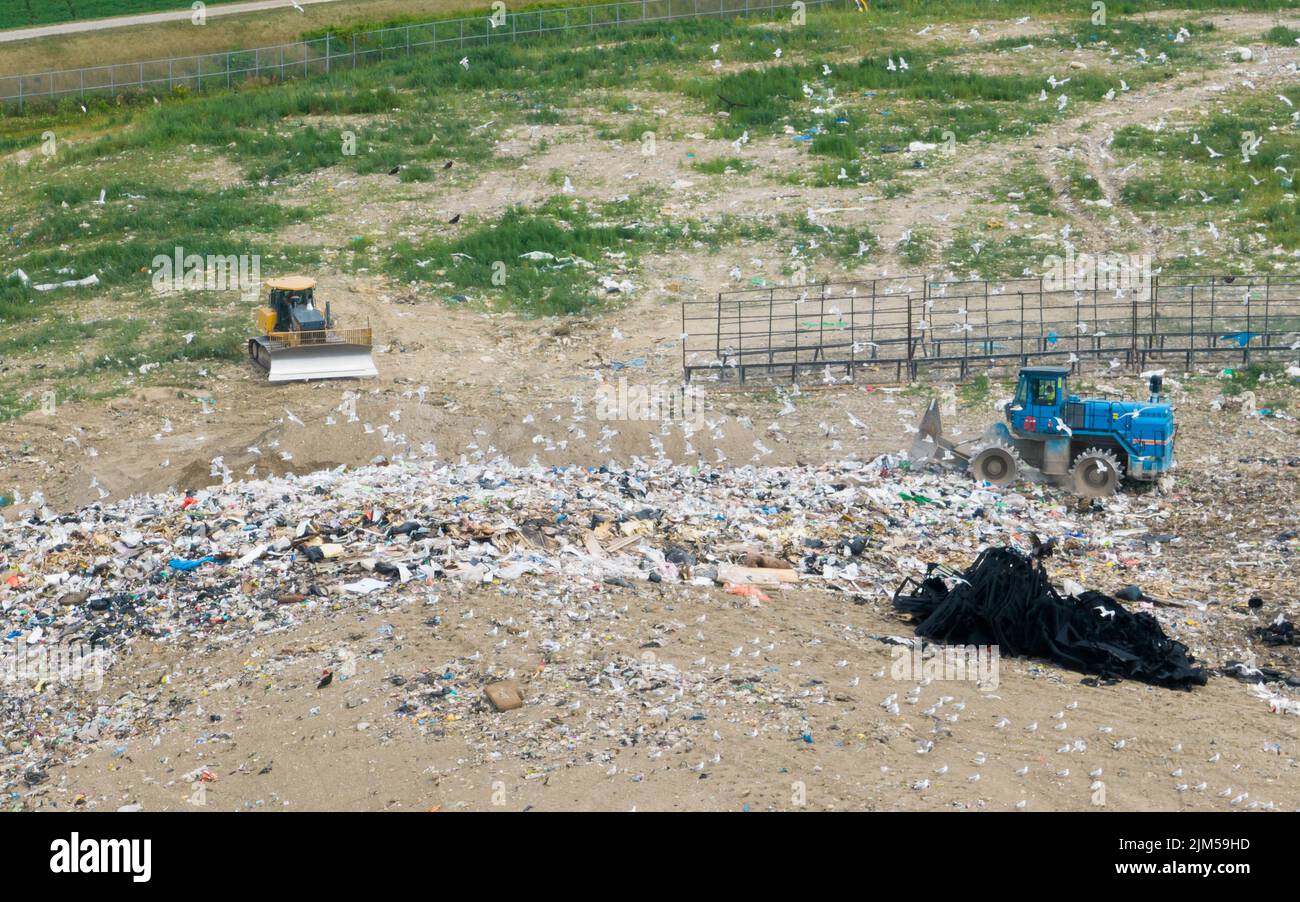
[
  {"x1": 1, "y1": 454, "x2": 1295, "y2": 799},
  {"x1": 0, "y1": 453, "x2": 1289, "y2": 664}
]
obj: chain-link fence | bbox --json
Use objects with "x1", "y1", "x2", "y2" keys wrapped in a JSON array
[{"x1": 1, "y1": 0, "x2": 832, "y2": 111}]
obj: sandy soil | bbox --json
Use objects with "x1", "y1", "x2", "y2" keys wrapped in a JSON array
[{"x1": 42, "y1": 576, "x2": 1300, "y2": 813}]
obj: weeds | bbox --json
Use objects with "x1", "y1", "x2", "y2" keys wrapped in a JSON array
[
  {"x1": 691, "y1": 156, "x2": 752, "y2": 174},
  {"x1": 898, "y1": 228, "x2": 936, "y2": 266}
]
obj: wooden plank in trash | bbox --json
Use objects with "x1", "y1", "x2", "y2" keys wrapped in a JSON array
[
  {"x1": 718, "y1": 563, "x2": 801, "y2": 586},
  {"x1": 605, "y1": 535, "x2": 641, "y2": 554},
  {"x1": 583, "y1": 531, "x2": 607, "y2": 558}
]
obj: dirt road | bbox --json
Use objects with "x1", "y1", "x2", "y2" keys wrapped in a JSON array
[{"x1": 0, "y1": 0, "x2": 344, "y2": 43}]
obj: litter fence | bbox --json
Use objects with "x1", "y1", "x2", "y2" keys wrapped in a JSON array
[
  {"x1": 1, "y1": 0, "x2": 831, "y2": 111},
  {"x1": 682, "y1": 273, "x2": 1300, "y2": 384}
]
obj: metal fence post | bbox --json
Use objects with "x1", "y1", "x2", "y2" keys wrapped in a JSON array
[
  {"x1": 1135, "y1": 276, "x2": 1147, "y2": 363},
  {"x1": 1263, "y1": 274, "x2": 1271, "y2": 345},
  {"x1": 226, "y1": 52, "x2": 231, "y2": 88},
  {"x1": 715, "y1": 292, "x2": 722, "y2": 361},
  {"x1": 681, "y1": 303, "x2": 688, "y2": 381},
  {"x1": 1244, "y1": 279, "x2": 1253, "y2": 363},
  {"x1": 908, "y1": 285, "x2": 918, "y2": 377}
]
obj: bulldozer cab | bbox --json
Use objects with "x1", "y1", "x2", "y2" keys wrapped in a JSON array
[
  {"x1": 264, "y1": 277, "x2": 325, "y2": 334},
  {"x1": 1009, "y1": 366, "x2": 1070, "y2": 435},
  {"x1": 269, "y1": 285, "x2": 313, "y2": 307}
]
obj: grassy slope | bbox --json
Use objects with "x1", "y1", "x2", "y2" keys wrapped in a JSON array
[{"x1": 4, "y1": 4, "x2": 1289, "y2": 421}]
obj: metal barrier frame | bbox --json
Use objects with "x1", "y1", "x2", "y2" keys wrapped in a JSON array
[{"x1": 682, "y1": 273, "x2": 1300, "y2": 383}]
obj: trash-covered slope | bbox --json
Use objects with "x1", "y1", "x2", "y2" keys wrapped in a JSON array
[{"x1": 2, "y1": 456, "x2": 1297, "y2": 810}]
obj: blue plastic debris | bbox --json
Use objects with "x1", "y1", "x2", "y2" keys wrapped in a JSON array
[{"x1": 168, "y1": 555, "x2": 217, "y2": 571}]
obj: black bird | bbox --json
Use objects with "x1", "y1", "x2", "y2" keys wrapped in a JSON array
[
  {"x1": 1028, "y1": 533, "x2": 1057, "y2": 559},
  {"x1": 448, "y1": 213, "x2": 461, "y2": 224},
  {"x1": 443, "y1": 160, "x2": 453, "y2": 169},
  {"x1": 317, "y1": 669, "x2": 333, "y2": 689},
  {"x1": 388, "y1": 166, "x2": 401, "y2": 176}
]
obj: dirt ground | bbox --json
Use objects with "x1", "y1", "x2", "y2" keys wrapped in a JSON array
[
  {"x1": 9, "y1": 363, "x2": 1300, "y2": 812},
  {"x1": 39, "y1": 576, "x2": 1300, "y2": 813}
]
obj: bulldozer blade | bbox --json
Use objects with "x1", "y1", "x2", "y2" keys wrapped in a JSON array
[
  {"x1": 910, "y1": 400, "x2": 947, "y2": 462},
  {"x1": 917, "y1": 400, "x2": 943, "y2": 442},
  {"x1": 909, "y1": 399, "x2": 972, "y2": 464},
  {"x1": 265, "y1": 345, "x2": 378, "y2": 382}
]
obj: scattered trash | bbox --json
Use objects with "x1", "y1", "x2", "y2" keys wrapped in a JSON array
[
  {"x1": 484, "y1": 681, "x2": 525, "y2": 712},
  {"x1": 0, "y1": 441, "x2": 1292, "y2": 806},
  {"x1": 32, "y1": 273, "x2": 99, "y2": 292},
  {"x1": 1256, "y1": 615, "x2": 1297, "y2": 646}
]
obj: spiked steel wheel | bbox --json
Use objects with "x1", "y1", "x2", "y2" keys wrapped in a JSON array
[
  {"x1": 970, "y1": 440, "x2": 1020, "y2": 487},
  {"x1": 1071, "y1": 447, "x2": 1124, "y2": 498}
]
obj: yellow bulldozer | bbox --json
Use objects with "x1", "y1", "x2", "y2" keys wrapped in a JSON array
[{"x1": 248, "y1": 277, "x2": 378, "y2": 382}]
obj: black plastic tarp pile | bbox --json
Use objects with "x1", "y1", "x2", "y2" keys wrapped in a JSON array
[{"x1": 893, "y1": 546, "x2": 1208, "y2": 689}]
